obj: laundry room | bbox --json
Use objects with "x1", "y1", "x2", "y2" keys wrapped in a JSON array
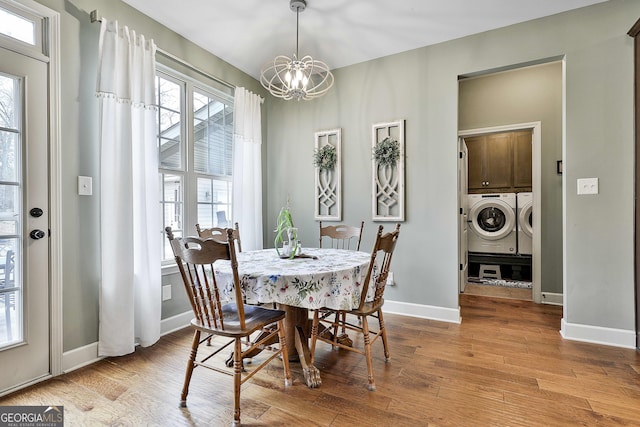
[{"x1": 458, "y1": 60, "x2": 563, "y2": 303}]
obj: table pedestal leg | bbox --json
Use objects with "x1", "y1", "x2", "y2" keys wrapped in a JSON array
[{"x1": 280, "y1": 305, "x2": 321, "y2": 388}]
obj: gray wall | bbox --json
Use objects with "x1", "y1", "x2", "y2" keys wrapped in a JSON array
[
  {"x1": 459, "y1": 62, "x2": 563, "y2": 293},
  {"x1": 266, "y1": 0, "x2": 638, "y2": 332},
  {"x1": 36, "y1": 0, "x2": 266, "y2": 351},
  {"x1": 36, "y1": 0, "x2": 639, "y2": 354}
]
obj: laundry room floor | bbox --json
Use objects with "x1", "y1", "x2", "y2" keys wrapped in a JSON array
[{"x1": 463, "y1": 282, "x2": 532, "y2": 301}]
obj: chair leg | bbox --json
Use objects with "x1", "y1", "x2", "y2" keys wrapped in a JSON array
[
  {"x1": 233, "y1": 337, "x2": 242, "y2": 427},
  {"x1": 180, "y1": 330, "x2": 200, "y2": 407},
  {"x1": 277, "y1": 319, "x2": 292, "y2": 387},
  {"x1": 361, "y1": 316, "x2": 376, "y2": 391},
  {"x1": 378, "y1": 309, "x2": 390, "y2": 362}
]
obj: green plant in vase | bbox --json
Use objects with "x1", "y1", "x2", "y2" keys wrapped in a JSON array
[{"x1": 274, "y1": 205, "x2": 299, "y2": 258}]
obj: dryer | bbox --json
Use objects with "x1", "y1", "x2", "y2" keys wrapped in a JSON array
[
  {"x1": 517, "y1": 192, "x2": 533, "y2": 255},
  {"x1": 467, "y1": 193, "x2": 517, "y2": 254}
]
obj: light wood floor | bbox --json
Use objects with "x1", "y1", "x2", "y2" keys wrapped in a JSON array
[
  {"x1": 2, "y1": 295, "x2": 639, "y2": 426},
  {"x1": 462, "y1": 283, "x2": 532, "y2": 300}
]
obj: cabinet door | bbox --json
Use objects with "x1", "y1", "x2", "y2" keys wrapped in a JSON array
[
  {"x1": 465, "y1": 136, "x2": 485, "y2": 191},
  {"x1": 484, "y1": 132, "x2": 512, "y2": 190},
  {"x1": 513, "y1": 130, "x2": 533, "y2": 189}
]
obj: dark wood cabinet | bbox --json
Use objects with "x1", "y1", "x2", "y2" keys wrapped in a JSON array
[{"x1": 465, "y1": 130, "x2": 531, "y2": 193}]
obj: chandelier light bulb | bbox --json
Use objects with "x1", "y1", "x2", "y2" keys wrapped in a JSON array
[{"x1": 259, "y1": 0, "x2": 334, "y2": 101}]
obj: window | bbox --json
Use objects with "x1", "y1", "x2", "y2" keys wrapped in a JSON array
[
  {"x1": 0, "y1": 2, "x2": 44, "y2": 59},
  {"x1": 156, "y1": 67, "x2": 233, "y2": 263}
]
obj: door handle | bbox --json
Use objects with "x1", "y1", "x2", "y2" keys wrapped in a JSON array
[{"x1": 30, "y1": 229, "x2": 46, "y2": 240}]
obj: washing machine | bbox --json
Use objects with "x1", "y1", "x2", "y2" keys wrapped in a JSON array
[
  {"x1": 517, "y1": 192, "x2": 533, "y2": 255},
  {"x1": 467, "y1": 193, "x2": 517, "y2": 254}
]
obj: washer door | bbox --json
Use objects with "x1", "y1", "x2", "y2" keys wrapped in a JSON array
[
  {"x1": 520, "y1": 202, "x2": 533, "y2": 237},
  {"x1": 469, "y1": 199, "x2": 516, "y2": 240}
]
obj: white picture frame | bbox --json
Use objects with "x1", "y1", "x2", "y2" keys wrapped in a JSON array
[
  {"x1": 372, "y1": 120, "x2": 405, "y2": 221},
  {"x1": 314, "y1": 128, "x2": 342, "y2": 220}
]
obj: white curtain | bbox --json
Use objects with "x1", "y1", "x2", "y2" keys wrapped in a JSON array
[
  {"x1": 96, "y1": 19, "x2": 161, "y2": 356},
  {"x1": 232, "y1": 88, "x2": 264, "y2": 250}
]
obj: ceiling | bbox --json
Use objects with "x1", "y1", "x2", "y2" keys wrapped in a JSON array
[{"x1": 122, "y1": 0, "x2": 607, "y2": 80}]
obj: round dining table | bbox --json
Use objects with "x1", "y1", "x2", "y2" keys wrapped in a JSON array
[{"x1": 213, "y1": 247, "x2": 372, "y2": 388}]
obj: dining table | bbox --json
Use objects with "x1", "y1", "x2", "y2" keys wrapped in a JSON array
[{"x1": 213, "y1": 247, "x2": 372, "y2": 388}]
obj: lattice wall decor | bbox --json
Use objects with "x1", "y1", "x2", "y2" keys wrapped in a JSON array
[
  {"x1": 314, "y1": 128, "x2": 342, "y2": 220},
  {"x1": 372, "y1": 120, "x2": 405, "y2": 221}
]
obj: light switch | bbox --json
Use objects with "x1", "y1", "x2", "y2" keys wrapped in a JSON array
[
  {"x1": 577, "y1": 178, "x2": 598, "y2": 195},
  {"x1": 78, "y1": 176, "x2": 93, "y2": 196}
]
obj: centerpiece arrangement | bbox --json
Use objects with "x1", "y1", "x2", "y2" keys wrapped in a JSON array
[{"x1": 274, "y1": 205, "x2": 300, "y2": 258}]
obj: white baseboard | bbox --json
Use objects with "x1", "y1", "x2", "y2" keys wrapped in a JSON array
[
  {"x1": 560, "y1": 318, "x2": 636, "y2": 349},
  {"x1": 541, "y1": 292, "x2": 563, "y2": 305},
  {"x1": 160, "y1": 311, "x2": 192, "y2": 335},
  {"x1": 62, "y1": 342, "x2": 100, "y2": 373},
  {"x1": 384, "y1": 299, "x2": 461, "y2": 324},
  {"x1": 61, "y1": 312, "x2": 192, "y2": 374}
]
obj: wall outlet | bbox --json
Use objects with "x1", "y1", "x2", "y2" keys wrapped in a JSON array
[
  {"x1": 162, "y1": 284, "x2": 172, "y2": 301},
  {"x1": 387, "y1": 272, "x2": 395, "y2": 286}
]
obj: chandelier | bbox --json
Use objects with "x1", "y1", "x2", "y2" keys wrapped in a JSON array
[{"x1": 260, "y1": 0, "x2": 334, "y2": 101}]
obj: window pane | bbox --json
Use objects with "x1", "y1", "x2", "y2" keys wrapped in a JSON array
[
  {"x1": 197, "y1": 177, "x2": 231, "y2": 228},
  {"x1": 0, "y1": 132, "x2": 18, "y2": 182},
  {"x1": 0, "y1": 74, "x2": 19, "y2": 129},
  {"x1": 0, "y1": 237, "x2": 21, "y2": 346},
  {"x1": 193, "y1": 91, "x2": 232, "y2": 176},
  {"x1": 156, "y1": 76, "x2": 182, "y2": 170},
  {"x1": 0, "y1": 185, "x2": 19, "y2": 221},
  {"x1": 0, "y1": 8, "x2": 35, "y2": 45},
  {"x1": 160, "y1": 174, "x2": 183, "y2": 261}
]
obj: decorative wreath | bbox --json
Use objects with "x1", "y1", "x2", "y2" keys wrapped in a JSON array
[
  {"x1": 313, "y1": 144, "x2": 337, "y2": 171},
  {"x1": 373, "y1": 137, "x2": 400, "y2": 167}
]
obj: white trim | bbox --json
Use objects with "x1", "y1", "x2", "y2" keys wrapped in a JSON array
[
  {"x1": 560, "y1": 319, "x2": 636, "y2": 349},
  {"x1": 160, "y1": 311, "x2": 192, "y2": 335},
  {"x1": 0, "y1": 0, "x2": 62, "y2": 380},
  {"x1": 59, "y1": 311, "x2": 192, "y2": 375},
  {"x1": 47, "y1": 6, "x2": 62, "y2": 379},
  {"x1": 61, "y1": 343, "x2": 101, "y2": 373},
  {"x1": 458, "y1": 122, "x2": 543, "y2": 304},
  {"x1": 541, "y1": 292, "x2": 563, "y2": 305},
  {"x1": 384, "y1": 299, "x2": 461, "y2": 324}
]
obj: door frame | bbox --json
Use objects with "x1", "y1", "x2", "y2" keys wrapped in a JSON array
[
  {"x1": 459, "y1": 122, "x2": 542, "y2": 303},
  {"x1": 0, "y1": 0, "x2": 62, "y2": 392}
]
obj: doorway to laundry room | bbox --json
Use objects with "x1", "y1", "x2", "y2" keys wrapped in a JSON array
[{"x1": 457, "y1": 60, "x2": 563, "y2": 305}]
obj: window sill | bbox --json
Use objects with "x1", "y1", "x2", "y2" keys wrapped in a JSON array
[{"x1": 162, "y1": 263, "x2": 179, "y2": 276}]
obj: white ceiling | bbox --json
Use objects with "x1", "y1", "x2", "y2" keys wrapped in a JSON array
[{"x1": 122, "y1": 0, "x2": 607, "y2": 79}]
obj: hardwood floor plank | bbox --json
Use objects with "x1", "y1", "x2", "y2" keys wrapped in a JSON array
[{"x1": 2, "y1": 294, "x2": 639, "y2": 426}]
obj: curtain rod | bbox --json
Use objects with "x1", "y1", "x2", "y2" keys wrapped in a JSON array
[{"x1": 90, "y1": 9, "x2": 237, "y2": 92}]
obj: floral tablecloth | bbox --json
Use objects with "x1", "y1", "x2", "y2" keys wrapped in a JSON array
[{"x1": 213, "y1": 248, "x2": 372, "y2": 310}]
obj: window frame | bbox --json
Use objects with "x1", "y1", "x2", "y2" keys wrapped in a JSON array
[{"x1": 157, "y1": 64, "x2": 234, "y2": 272}]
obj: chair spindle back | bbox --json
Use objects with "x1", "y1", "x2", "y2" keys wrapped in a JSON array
[
  {"x1": 166, "y1": 227, "x2": 246, "y2": 330},
  {"x1": 319, "y1": 221, "x2": 364, "y2": 251},
  {"x1": 358, "y1": 224, "x2": 401, "y2": 309}
]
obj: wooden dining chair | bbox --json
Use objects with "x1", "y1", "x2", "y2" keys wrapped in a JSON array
[
  {"x1": 196, "y1": 222, "x2": 242, "y2": 253},
  {"x1": 319, "y1": 221, "x2": 364, "y2": 251},
  {"x1": 165, "y1": 227, "x2": 291, "y2": 426},
  {"x1": 310, "y1": 224, "x2": 401, "y2": 391}
]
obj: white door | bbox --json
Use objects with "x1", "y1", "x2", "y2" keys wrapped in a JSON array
[
  {"x1": 0, "y1": 46, "x2": 50, "y2": 392},
  {"x1": 458, "y1": 139, "x2": 468, "y2": 293}
]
